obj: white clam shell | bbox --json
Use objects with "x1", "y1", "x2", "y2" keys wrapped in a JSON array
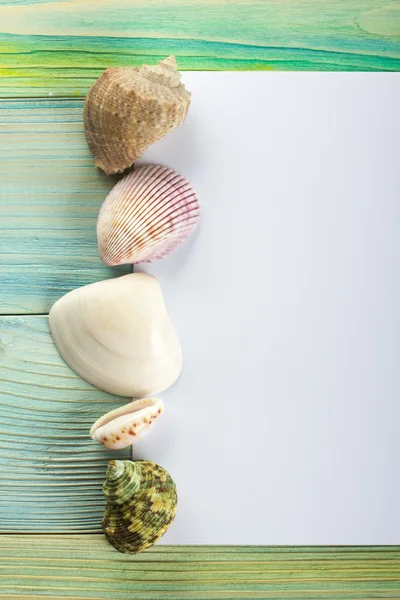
[
  {"x1": 49, "y1": 273, "x2": 182, "y2": 397},
  {"x1": 90, "y1": 398, "x2": 164, "y2": 450},
  {"x1": 97, "y1": 165, "x2": 200, "y2": 265}
]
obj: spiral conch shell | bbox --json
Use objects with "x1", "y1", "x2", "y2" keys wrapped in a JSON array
[
  {"x1": 84, "y1": 55, "x2": 191, "y2": 175},
  {"x1": 49, "y1": 273, "x2": 182, "y2": 397},
  {"x1": 90, "y1": 398, "x2": 164, "y2": 450},
  {"x1": 97, "y1": 165, "x2": 200, "y2": 265},
  {"x1": 103, "y1": 460, "x2": 177, "y2": 554}
]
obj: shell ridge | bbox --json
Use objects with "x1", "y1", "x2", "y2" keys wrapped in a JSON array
[
  {"x1": 105, "y1": 210, "x2": 195, "y2": 263},
  {"x1": 113, "y1": 167, "x2": 174, "y2": 232},
  {"x1": 109, "y1": 167, "x2": 172, "y2": 240},
  {"x1": 119, "y1": 205, "x2": 199, "y2": 256},
  {"x1": 106, "y1": 173, "x2": 197, "y2": 246},
  {"x1": 125, "y1": 192, "x2": 199, "y2": 243},
  {"x1": 113, "y1": 182, "x2": 194, "y2": 246}
]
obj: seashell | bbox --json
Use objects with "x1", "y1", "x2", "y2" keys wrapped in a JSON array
[
  {"x1": 103, "y1": 459, "x2": 177, "y2": 554},
  {"x1": 97, "y1": 165, "x2": 200, "y2": 265},
  {"x1": 84, "y1": 55, "x2": 191, "y2": 175},
  {"x1": 49, "y1": 273, "x2": 182, "y2": 397},
  {"x1": 90, "y1": 397, "x2": 164, "y2": 450}
]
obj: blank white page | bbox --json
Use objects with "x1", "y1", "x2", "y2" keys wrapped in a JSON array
[{"x1": 133, "y1": 73, "x2": 400, "y2": 544}]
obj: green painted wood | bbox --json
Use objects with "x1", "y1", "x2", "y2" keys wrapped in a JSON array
[
  {"x1": 0, "y1": 539, "x2": 399, "y2": 598},
  {"x1": 0, "y1": 98, "x2": 130, "y2": 314},
  {"x1": 0, "y1": 316, "x2": 130, "y2": 532},
  {"x1": 0, "y1": 0, "x2": 399, "y2": 97}
]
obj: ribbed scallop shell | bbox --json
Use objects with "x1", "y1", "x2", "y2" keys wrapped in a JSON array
[
  {"x1": 97, "y1": 165, "x2": 200, "y2": 265},
  {"x1": 103, "y1": 460, "x2": 177, "y2": 554},
  {"x1": 84, "y1": 55, "x2": 190, "y2": 175},
  {"x1": 90, "y1": 398, "x2": 164, "y2": 450}
]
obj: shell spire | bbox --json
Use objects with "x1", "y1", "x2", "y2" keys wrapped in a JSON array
[
  {"x1": 102, "y1": 460, "x2": 177, "y2": 554},
  {"x1": 140, "y1": 55, "x2": 181, "y2": 87},
  {"x1": 103, "y1": 460, "x2": 141, "y2": 505},
  {"x1": 83, "y1": 55, "x2": 191, "y2": 175},
  {"x1": 163, "y1": 55, "x2": 177, "y2": 68}
]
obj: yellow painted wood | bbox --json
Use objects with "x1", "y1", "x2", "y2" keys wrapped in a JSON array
[
  {"x1": 0, "y1": 316, "x2": 130, "y2": 532},
  {"x1": 0, "y1": 0, "x2": 399, "y2": 97},
  {"x1": 0, "y1": 98, "x2": 130, "y2": 314},
  {"x1": 0, "y1": 538, "x2": 399, "y2": 598}
]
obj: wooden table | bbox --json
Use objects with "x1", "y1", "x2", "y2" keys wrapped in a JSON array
[{"x1": 0, "y1": 1, "x2": 399, "y2": 597}]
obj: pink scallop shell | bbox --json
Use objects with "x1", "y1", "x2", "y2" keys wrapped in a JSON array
[{"x1": 97, "y1": 165, "x2": 200, "y2": 265}]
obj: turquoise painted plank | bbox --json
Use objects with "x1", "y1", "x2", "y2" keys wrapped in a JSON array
[
  {"x1": 0, "y1": 539, "x2": 399, "y2": 598},
  {"x1": 0, "y1": 0, "x2": 399, "y2": 96},
  {"x1": 0, "y1": 98, "x2": 130, "y2": 314},
  {"x1": 0, "y1": 316, "x2": 130, "y2": 532}
]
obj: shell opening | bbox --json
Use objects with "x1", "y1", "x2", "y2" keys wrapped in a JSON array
[
  {"x1": 90, "y1": 398, "x2": 164, "y2": 450},
  {"x1": 90, "y1": 398, "x2": 161, "y2": 439}
]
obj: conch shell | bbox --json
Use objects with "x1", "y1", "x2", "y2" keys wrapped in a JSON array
[
  {"x1": 90, "y1": 398, "x2": 164, "y2": 450},
  {"x1": 84, "y1": 55, "x2": 191, "y2": 175},
  {"x1": 97, "y1": 165, "x2": 200, "y2": 265},
  {"x1": 49, "y1": 273, "x2": 182, "y2": 397},
  {"x1": 103, "y1": 459, "x2": 177, "y2": 554}
]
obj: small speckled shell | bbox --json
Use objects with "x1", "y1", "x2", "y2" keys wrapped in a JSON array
[
  {"x1": 90, "y1": 398, "x2": 164, "y2": 450},
  {"x1": 84, "y1": 55, "x2": 191, "y2": 175},
  {"x1": 97, "y1": 165, "x2": 200, "y2": 265},
  {"x1": 103, "y1": 460, "x2": 177, "y2": 554}
]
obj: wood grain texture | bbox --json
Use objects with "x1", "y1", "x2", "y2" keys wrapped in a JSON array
[
  {"x1": 0, "y1": 98, "x2": 130, "y2": 314},
  {"x1": 0, "y1": 538, "x2": 399, "y2": 598},
  {"x1": 0, "y1": 316, "x2": 130, "y2": 532},
  {"x1": 0, "y1": 0, "x2": 399, "y2": 97}
]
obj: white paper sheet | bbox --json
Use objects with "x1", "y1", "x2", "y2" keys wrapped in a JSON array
[{"x1": 132, "y1": 73, "x2": 400, "y2": 544}]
